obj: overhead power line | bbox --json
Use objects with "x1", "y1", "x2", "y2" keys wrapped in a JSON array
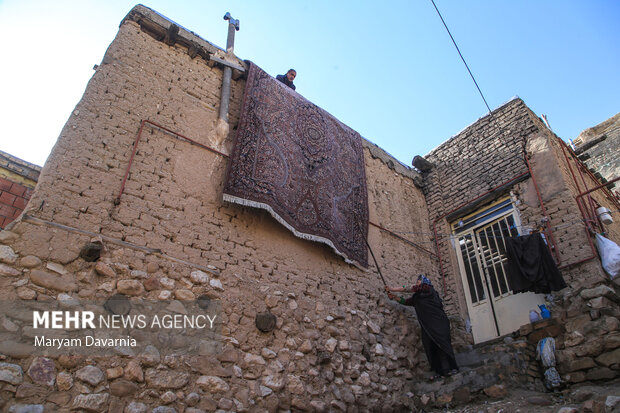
[{"x1": 430, "y1": 0, "x2": 492, "y2": 114}]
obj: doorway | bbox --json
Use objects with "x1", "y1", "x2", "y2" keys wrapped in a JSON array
[{"x1": 452, "y1": 197, "x2": 545, "y2": 343}]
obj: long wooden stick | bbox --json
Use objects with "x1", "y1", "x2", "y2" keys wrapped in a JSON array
[{"x1": 365, "y1": 238, "x2": 387, "y2": 286}]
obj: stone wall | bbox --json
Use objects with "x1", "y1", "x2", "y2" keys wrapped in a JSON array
[
  {"x1": 0, "y1": 5, "x2": 444, "y2": 412},
  {"x1": 552, "y1": 282, "x2": 620, "y2": 385}
]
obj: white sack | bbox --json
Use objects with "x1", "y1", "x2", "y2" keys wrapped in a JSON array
[{"x1": 595, "y1": 233, "x2": 620, "y2": 279}]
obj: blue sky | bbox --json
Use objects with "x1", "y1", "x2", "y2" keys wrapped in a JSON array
[{"x1": 1, "y1": 0, "x2": 618, "y2": 167}]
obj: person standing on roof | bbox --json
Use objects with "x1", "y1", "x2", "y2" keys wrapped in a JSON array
[{"x1": 276, "y1": 69, "x2": 296, "y2": 90}]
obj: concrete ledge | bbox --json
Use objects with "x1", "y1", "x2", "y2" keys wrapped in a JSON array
[{"x1": 0, "y1": 150, "x2": 41, "y2": 183}]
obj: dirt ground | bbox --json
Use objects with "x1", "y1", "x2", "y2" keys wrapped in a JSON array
[{"x1": 426, "y1": 379, "x2": 620, "y2": 412}]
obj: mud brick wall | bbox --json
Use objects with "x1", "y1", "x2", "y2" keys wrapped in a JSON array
[{"x1": 0, "y1": 6, "x2": 444, "y2": 412}]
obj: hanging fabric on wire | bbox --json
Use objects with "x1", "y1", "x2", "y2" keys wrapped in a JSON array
[{"x1": 504, "y1": 233, "x2": 567, "y2": 294}]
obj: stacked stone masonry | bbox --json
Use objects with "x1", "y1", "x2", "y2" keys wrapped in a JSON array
[{"x1": 544, "y1": 282, "x2": 620, "y2": 385}]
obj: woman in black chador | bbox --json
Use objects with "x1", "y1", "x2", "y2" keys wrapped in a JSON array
[{"x1": 386, "y1": 274, "x2": 458, "y2": 379}]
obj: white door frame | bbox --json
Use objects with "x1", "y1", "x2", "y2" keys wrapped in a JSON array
[{"x1": 452, "y1": 196, "x2": 545, "y2": 343}]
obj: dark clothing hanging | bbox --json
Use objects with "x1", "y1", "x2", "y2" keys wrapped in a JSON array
[
  {"x1": 403, "y1": 285, "x2": 458, "y2": 376},
  {"x1": 505, "y1": 233, "x2": 567, "y2": 294}
]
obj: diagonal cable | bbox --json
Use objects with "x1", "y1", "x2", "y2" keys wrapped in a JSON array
[{"x1": 430, "y1": 0, "x2": 492, "y2": 114}]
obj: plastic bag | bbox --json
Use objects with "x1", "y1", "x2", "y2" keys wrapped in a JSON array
[
  {"x1": 536, "y1": 337, "x2": 556, "y2": 368},
  {"x1": 595, "y1": 234, "x2": 620, "y2": 279},
  {"x1": 543, "y1": 367, "x2": 562, "y2": 390}
]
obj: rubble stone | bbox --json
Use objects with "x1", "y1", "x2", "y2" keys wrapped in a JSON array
[
  {"x1": 595, "y1": 347, "x2": 620, "y2": 367},
  {"x1": 71, "y1": 393, "x2": 110, "y2": 412},
  {"x1": 27, "y1": 357, "x2": 56, "y2": 386},
  {"x1": 95, "y1": 262, "x2": 116, "y2": 277},
  {"x1": 145, "y1": 369, "x2": 189, "y2": 389},
  {"x1": 0, "y1": 245, "x2": 18, "y2": 264},
  {"x1": 0, "y1": 362, "x2": 23, "y2": 385},
  {"x1": 16, "y1": 286, "x2": 36, "y2": 300},
  {"x1": 174, "y1": 289, "x2": 195, "y2": 300},
  {"x1": 125, "y1": 402, "x2": 148, "y2": 413},
  {"x1": 566, "y1": 357, "x2": 596, "y2": 372},
  {"x1": 196, "y1": 375, "x2": 229, "y2": 392},
  {"x1": 581, "y1": 284, "x2": 616, "y2": 300},
  {"x1": 582, "y1": 399, "x2": 605, "y2": 413},
  {"x1": 110, "y1": 379, "x2": 139, "y2": 397},
  {"x1": 325, "y1": 338, "x2": 338, "y2": 353},
  {"x1": 124, "y1": 360, "x2": 144, "y2": 383},
  {"x1": 0, "y1": 263, "x2": 20, "y2": 276},
  {"x1": 160, "y1": 390, "x2": 177, "y2": 404},
  {"x1": 585, "y1": 367, "x2": 615, "y2": 381},
  {"x1": 7, "y1": 405, "x2": 44, "y2": 413},
  {"x1": 76, "y1": 365, "x2": 105, "y2": 386},
  {"x1": 483, "y1": 384, "x2": 507, "y2": 398},
  {"x1": 527, "y1": 395, "x2": 552, "y2": 406},
  {"x1": 143, "y1": 275, "x2": 160, "y2": 290},
  {"x1": 20, "y1": 256, "x2": 41, "y2": 268},
  {"x1": 185, "y1": 392, "x2": 200, "y2": 406},
  {"x1": 190, "y1": 270, "x2": 209, "y2": 284},
  {"x1": 588, "y1": 297, "x2": 613, "y2": 309},
  {"x1": 564, "y1": 331, "x2": 586, "y2": 347},
  {"x1": 29, "y1": 269, "x2": 77, "y2": 292},
  {"x1": 151, "y1": 407, "x2": 177, "y2": 413},
  {"x1": 116, "y1": 279, "x2": 144, "y2": 296},
  {"x1": 606, "y1": 396, "x2": 620, "y2": 411},
  {"x1": 56, "y1": 371, "x2": 73, "y2": 391},
  {"x1": 287, "y1": 374, "x2": 305, "y2": 394},
  {"x1": 209, "y1": 278, "x2": 223, "y2": 290}
]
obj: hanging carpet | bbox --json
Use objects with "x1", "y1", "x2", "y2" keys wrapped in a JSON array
[{"x1": 223, "y1": 62, "x2": 369, "y2": 268}]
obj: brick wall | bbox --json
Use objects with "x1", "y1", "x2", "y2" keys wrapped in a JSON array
[
  {"x1": 0, "y1": 150, "x2": 40, "y2": 229},
  {"x1": 545, "y1": 133, "x2": 619, "y2": 270},
  {"x1": 422, "y1": 98, "x2": 536, "y2": 315},
  {"x1": 0, "y1": 178, "x2": 33, "y2": 228},
  {"x1": 421, "y1": 98, "x2": 611, "y2": 318}
]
